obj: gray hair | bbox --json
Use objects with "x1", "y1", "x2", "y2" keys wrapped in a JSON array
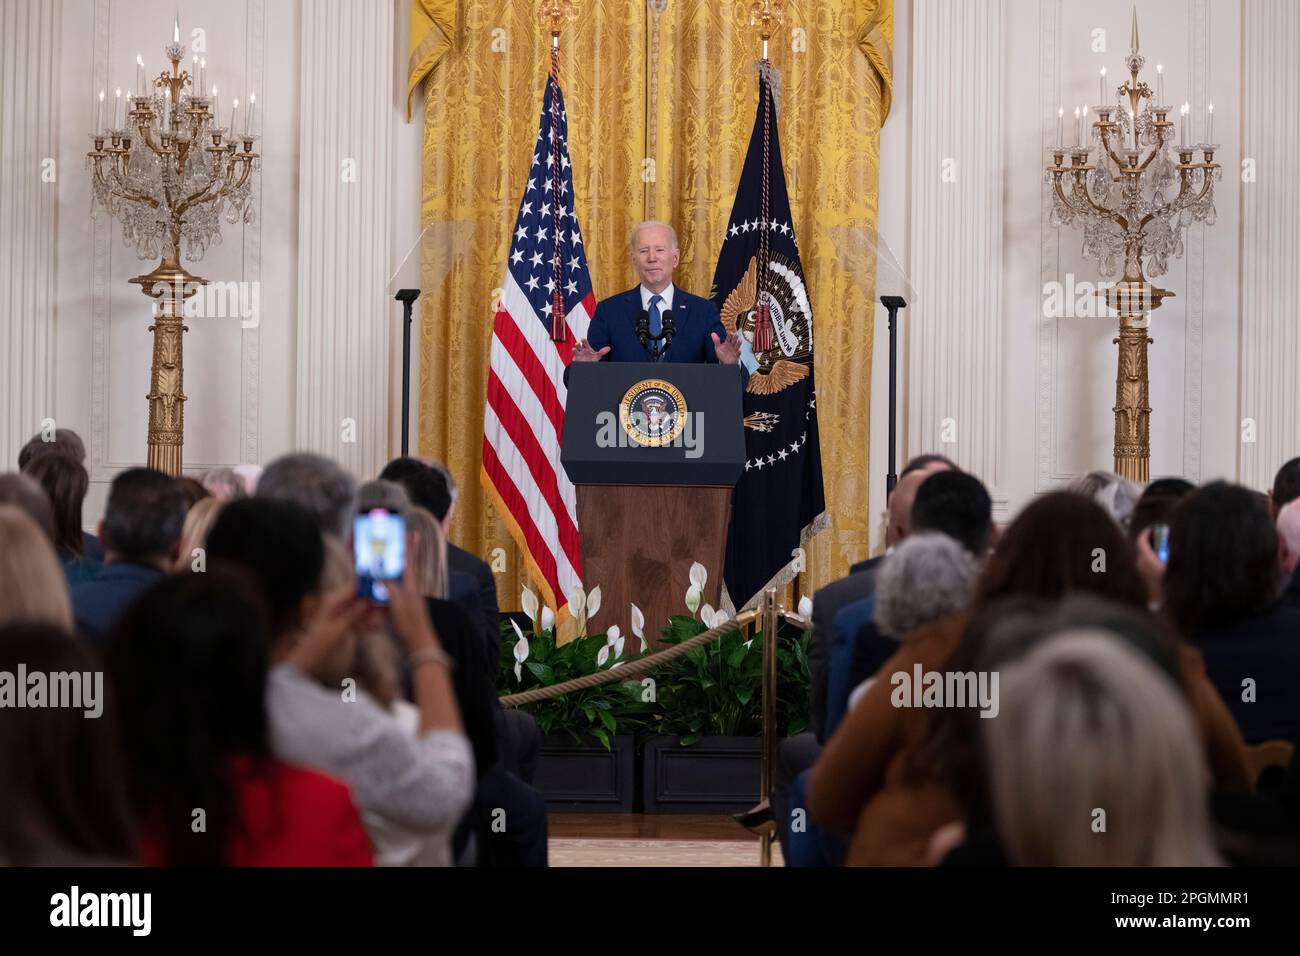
[
  {"x1": 257, "y1": 453, "x2": 357, "y2": 540},
  {"x1": 1278, "y1": 499, "x2": 1300, "y2": 561},
  {"x1": 1068, "y1": 470, "x2": 1143, "y2": 526},
  {"x1": 629, "y1": 220, "x2": 678, "y2": 254},
  {"x1": 356, "y1": 479, "x2": 410, "y2": 519},
  {"x1": 873, "y1": 532, "x2": 977, "y2": 638}
]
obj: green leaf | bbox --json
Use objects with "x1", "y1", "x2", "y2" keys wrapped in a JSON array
[{"x1": 525, "y1": 661, "x2": 555, "y2": 685}]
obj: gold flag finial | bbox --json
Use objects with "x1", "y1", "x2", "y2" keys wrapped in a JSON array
[
  {"x1": 748, "y1": 0, "x2": 785, "y2": 40},
  {"x1": 539, "y1": 0, "x2": 576, "y2": 39}
]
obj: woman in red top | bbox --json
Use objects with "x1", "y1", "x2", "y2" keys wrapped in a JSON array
[{"x1": 107, "y1": 567, "x2": 372, "y2": 866}]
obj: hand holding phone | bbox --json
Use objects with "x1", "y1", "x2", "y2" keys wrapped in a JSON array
[{"x1": 1151, "y1": 523, "x2": 1171, "y2": 564}]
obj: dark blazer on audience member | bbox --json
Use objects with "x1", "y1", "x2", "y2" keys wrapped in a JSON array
[
  {"x1": 70, "y1": 561, "x2": 165, "y2": 645},
  {"x1": 808, "y1": 555, "x2": 884, "y2": 741},
  {"x1": 1195, "y1": 603, "x2": 1300, "y2": 743},
  {"x1": 424, "y1": 597, "x2": 500, "y2": 778},
  {"x1": 449, "y1": 543, "x2": 500, "y2": 660}
]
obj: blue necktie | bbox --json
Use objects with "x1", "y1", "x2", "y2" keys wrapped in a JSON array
[{"x1": 648, "y1": 293, "x2": 663, "y2": 360}]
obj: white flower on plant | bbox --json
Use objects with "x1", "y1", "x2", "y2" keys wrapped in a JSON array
[
  {"x1": 689, "y1": 562, "x2": 707, "y2": 590},
  {"x1": 567, "y1": 586, "x2": 586, "y2": 618},
  {"x1": 540, "y1": 605, "x2": 555, "y2": 631},
  {"x1": 709, "y1": 607, "x2": 730, "y2": 629},
  {"x1": 606, "y1": 624, "x2": 625, "y2": 659},
  {"x1": 586, "y1": 585, "x2": 602, "y2": 620},
  {"x1": 798, "y1": 595, "x2": 814, "y2": 620},
  {"x1": 700, "y1": 603, "x2": 716, "y2": 625},
  {"x1": 521, "y1": 586, "x2": 539, "y2": 623},
  {"x1": 596, "y1": 643, "x2": 610, "y2": 667},
  {"x1": 685, "y1": 586, "x2": 702, "y2": 615},
  {"x1": 510, "y1": 620, "x2": 529, "y2": 682},
  {"x1": 610, "y1": 660, "x2": 624, "y2": 669},
  {"x1": 630, "y1": 604, "x2": 647, "y2": 653},
  {"x1": 743, "y1": 639, "x2": 754, "y2": 650}
]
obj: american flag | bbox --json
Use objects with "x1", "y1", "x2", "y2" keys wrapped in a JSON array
[{"x1": 482, "y1": 70, "x2": 593, "y2": 614}]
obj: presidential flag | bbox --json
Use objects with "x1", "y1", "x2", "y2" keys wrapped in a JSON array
[
  {"x1": 710, "y1": 68, "x2": 826, "y2": 610},
  {"x1": 482, "y1": 68, "x2": 593, "y2": 615}
]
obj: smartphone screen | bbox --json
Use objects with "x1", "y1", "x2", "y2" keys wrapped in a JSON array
[
  {"x1": 1151, "y1": 523, "x2": 1171, "y2": 563},
  {"x1": 354, "y1": 509, "x2": 406, "y2": 604}
]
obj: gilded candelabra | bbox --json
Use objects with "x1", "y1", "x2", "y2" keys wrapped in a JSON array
[
  {"x1": 1045, "y1": 11, "x2": 1219, "y2": 480},
  {"x1": 86, "y1": 20, "x2": 259, "y2": 475}
]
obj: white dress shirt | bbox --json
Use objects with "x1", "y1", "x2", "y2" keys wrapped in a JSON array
[{"x1": 639, "y1": 283, "x2": 675, "y2": 312}]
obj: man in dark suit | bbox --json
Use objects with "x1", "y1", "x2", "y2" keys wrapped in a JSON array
[
  {"x1": 71, "y1": 468, "x2": 188, "y2": 644},
  {"x1": 571, "y1": 221, "x2": 745, "y2": 368}
]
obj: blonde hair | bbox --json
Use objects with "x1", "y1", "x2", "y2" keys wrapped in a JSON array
[
  {"x1": 174, "y1": 498, "x2": 223, "y2": 572},
  {"x1": 983, "y1": 630, "x2": 1221, "y2": 866},
  {"x1": 406, "y1": 506, "x2": 448, "y2": 600},
  {"x1": 319, "y1": 536, "x2": 400, "y2": 709},
  {"x1": 0, "y1": 505, "x2": 73, "y2": 630}
]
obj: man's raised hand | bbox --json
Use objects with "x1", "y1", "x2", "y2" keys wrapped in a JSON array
[
  {"x1": 572, "y1": 338, "x2": 611, "y2": 363},
  {"x1": 712, "y1": 331, "x2": 742, "y2": 365}
]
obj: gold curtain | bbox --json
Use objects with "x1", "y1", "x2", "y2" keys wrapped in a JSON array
[{"x1": 411, "y1": 0, "x2": 892, "y2": 613}]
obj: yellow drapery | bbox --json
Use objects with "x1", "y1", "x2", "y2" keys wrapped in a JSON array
[{"x1": 410, "y1": 0, "x2": 892, "y2": 615}]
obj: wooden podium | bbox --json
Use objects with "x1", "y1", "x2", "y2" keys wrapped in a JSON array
[{"x1": 563, "y1": 363, "x2": 745, "y2": 646}]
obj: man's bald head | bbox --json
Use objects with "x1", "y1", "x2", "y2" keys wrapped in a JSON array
[{"x1": 886, "y1": 461, "x2": 952, "y2": 548}]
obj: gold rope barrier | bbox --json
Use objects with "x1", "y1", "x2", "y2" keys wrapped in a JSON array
[{"x1": 498, "y1": 588, "x2": 809, "y2": 867}]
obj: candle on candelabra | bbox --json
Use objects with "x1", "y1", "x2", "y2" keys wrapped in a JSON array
[
  {"x1": 96, "y1": 90, "x2": 104, "y2": 135},
  {"x1": 1057, "y1": 106, "x2": 1064, "y2": 147},
  {"x1": 1081, "y1": 105, "x2": 1089, "y2": 147},
  {"x1": 1156, "y1": 64, "x2": 1164, "y2": 104},
  {"x1": 136, "y1": 54, "x2": 144, "y2": 95},
  {"x1": 200, "y1": 59, "x2": 206, "y2": 95},
  {"x1": 1207, "y1": 103, "x2": 1214, "y2": 143},
  {"x1": 114, "y1": 87, "x2": 122, "y2": 128},
  {"x1": 1099, "y1": 66, "x2": 1107, "y2": 106},
  {"x1": 1180, "y1": 102, "x2": 1189, "y2": 147},
  {"x1": 173, "y1": 16, "x2": 180, "y2": 44},
  {"x1": 211, "y1": 87, "x2": 219, "y2": 128},
  {"x1": 1073, "y1": 107, "x2": 1080, "y2": 147},
  {"x1": 246, "y1": 92, "x2": 256, "y2": 136},
  {"x1": 230, "y1": 97, "x2": 239, "y2": 136}
]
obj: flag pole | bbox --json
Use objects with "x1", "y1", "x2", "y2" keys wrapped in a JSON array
[
  {"x1": 539, "y1": 1, "x2": 576, "y2": 342},
  {"x1": 748, "y1": 1, "x2": 785, "y2": 355}
]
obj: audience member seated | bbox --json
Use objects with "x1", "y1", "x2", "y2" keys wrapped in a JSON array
[
  {"x1": 1270, "y1": 456, "x2": 1300, "y2": 519},
  {"x1": 17, "y1": 427, "x2": 103, "y2": 561},
  {"x1": 106, "y1": 569, "x2": 374, "y2": 866},
  {"x1": 0, "y1": 622, "x2": 137, "y2": 865},
  {"x1": 0, "y1": 472, "x2": 55, "y2": 542},
  {"x1": 0, "y1": 506, "x2": 74, "y2": 630},
  {"x1": 174, "y1": 497, "x2": 223, "y2": 572},
  {"x1": 176, "y1": 475, "x2": 211, "y2": 507},
  {"x1": 979, "y1": 632, "x2": 1222, "y2": 866},
  {"x1": 200, "y1": 464, "x2": 260, "y2": 501},
  {"x1": 1277, "y1": 499, "x2": 1300, "y2": 609},
  {"x1": 314, "y1": 534, "x2": 474, "y2": 865},
  {"x1": 1161, "y1": 481, "x2": 1300, "y2": 743},
  {"x1": 1068, "y1": 469, "x2": 1144, "y2": 527},
  {"x1": 256, "y1": 452, "x2": 356, "y2": 539},
  {"x1": 915, "y1": 594, "x2": 1249, "y2": 865},
  {"x1": 69, "y1": 468, "x2": 187, "y2": 644},
  {"x1": 203, "y1": 497, "x2": 474, "y2": 852},
  {"x1": 380, "y1": 456, "x2": 501, "y2": 654},
  {"x1": 22, "y1": 452, "x2": 99, "y2": 585},
  {"x1": 807, "y1": 491, "x2": 1152, "y2": 865}
]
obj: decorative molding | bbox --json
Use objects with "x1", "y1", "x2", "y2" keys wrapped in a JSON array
[
  {"x1": 1181, "y1": 0, "x2": 1208, "y2": 483},
  {"x1": 1035, "y1": 0, "x2": 1062, "y2": 491},
  {"x1": 1238, "y1": 0, "x2": 1300, "y2": 489},
  {"x1": 907, "y1": 0, "x2": 1005, "y2": 492},
  {"x1": 294, "y1": 0, "x2": 395, "y2": 479},
  {"x1": 0, "y1": 0, "x2": 59, "y2": 463}
]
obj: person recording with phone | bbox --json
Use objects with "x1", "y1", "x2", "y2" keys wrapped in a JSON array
[{"x1": 205, "y1": 497, "x2": 476, "y2": 865}]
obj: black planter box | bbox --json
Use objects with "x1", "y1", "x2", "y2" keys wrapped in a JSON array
[
  {"x1": 534, "y1": 734, "x2": 636, "y2": 813},
  {"x1": 642, "y1": 735, "x2": 768, "y2": 814}
]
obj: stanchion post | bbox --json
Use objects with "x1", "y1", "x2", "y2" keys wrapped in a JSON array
[{"x1": 759, "y1": 586, "x2": 779, "y2": 866}]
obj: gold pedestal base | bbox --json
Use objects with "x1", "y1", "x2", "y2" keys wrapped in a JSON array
[
  {"x1": 1105, "y1": 281, "x2": 1172, "y2": 484},
  {"x1": 130, "y1": 257, "x2": 206, "y2": 477}
]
